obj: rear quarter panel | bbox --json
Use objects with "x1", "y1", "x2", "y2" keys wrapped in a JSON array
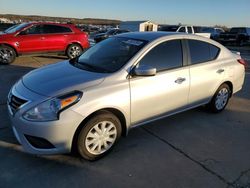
[
  {"x1": 223, "y1": 58, "x2": 245, "y2": 94},
  {"x1": 208, "y1": 40, "x2": 245, "y2": 95},
  {"x1": 67, "y1": 32, "x2": 89, "y2": 49}
]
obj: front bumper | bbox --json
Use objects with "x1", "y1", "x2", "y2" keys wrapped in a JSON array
[{"x1": 7, "y1": 81, "x2": 84, "y2": 155}]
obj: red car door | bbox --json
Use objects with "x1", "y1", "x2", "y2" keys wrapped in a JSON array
[
  {"x1": 41, "y1": 24, "x2": 71, "y2": 51},
  {"x1": 15, "y1": 24, "x2": 46, "y2": 53}
]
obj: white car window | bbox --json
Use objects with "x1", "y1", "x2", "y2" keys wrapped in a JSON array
[
  {"x1": 139, "y1": 40, "x2": 183, "y2": 72},
  {"x1": 188, "y1": 40, "x2": 220, "y2": 64}
]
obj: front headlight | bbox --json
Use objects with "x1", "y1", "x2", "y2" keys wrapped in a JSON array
[{"x1": 23, "y1": 91, "x2": 82, "y2": 121}]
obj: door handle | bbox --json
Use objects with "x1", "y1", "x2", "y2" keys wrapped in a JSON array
[
  {"x1": 217, "y1": 69, "x2": 224, "y2": 74},
  {"x1": 175, "y1": 77, "x2": 186, "y2": 84},
  {"x1": 40, "y1": 37, "x2": 45, "y2": 40}
]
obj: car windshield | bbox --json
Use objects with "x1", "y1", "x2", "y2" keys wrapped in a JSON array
[
  {"x1": 4, "y1": 23, "x2": 29, "y2": 34},
  {"x1": 76, "y1": 37, "x2": 147, "y2": 73}
]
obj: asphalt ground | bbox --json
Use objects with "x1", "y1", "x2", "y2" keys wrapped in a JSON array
[{"x1": 0, "y1": 47, "x2": 250, "y2": 188}]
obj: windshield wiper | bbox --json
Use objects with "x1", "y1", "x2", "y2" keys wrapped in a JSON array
[
  {"x1": 70, "y1": 58, "x2": 110, "y2": 73},
  {"x1": 79, "y1": 62, "x2": 111, "y2": 73}
]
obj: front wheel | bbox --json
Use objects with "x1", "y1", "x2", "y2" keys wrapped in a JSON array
[
  {"x1": 0, "y1": 45, "x2": 16, "y2": 64},
  {"x1": 77, "y1": 111, "x2": 122, "y2": 161},
  {"x1": 66, "y1": 44, "x2": 83, "y2": 59},
  {"x1": 207, "y1": 84, "x2": 231, "y2": 113}
]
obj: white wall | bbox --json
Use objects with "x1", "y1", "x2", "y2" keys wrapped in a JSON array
[
  {"x1": 120, "y1": 21, "x2": 158, "y2": 32},
  {"x1": 139, "y1": 23, "x2": 144, "y2": 31},
  {"x1": 139, "y1": 22, "x2": 158, "y2": 32},
  {"x1": 153, "y1": 24, "x2": 158, "y2": 31}
]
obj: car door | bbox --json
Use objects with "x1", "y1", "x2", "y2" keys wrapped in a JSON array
[
  {"x1": 15, "y1": 24, "x2": 45, "y2": 53},
  {"x1": 41, "y1": 24, "x2": 72, "y2": 51},
  {"x1": 186, "y1": 39, "x2": 224, "y2": 106},
  {"x1": 129, "y1": 39, "x2": 190, "y2": 125}
]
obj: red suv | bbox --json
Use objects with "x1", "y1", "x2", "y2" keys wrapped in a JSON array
[{"x1": 0, "y1": 22, "x2": 90, "y2": 64}]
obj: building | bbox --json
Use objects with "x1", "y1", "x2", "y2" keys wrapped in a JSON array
[
  {"x1": 0, "y1": 18, "x2": 13, "y2": 23},
  {"x1": 119, "y1": 21, "x2": 158, "y2": 32}
]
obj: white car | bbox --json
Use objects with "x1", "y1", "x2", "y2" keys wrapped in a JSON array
[
  {"x1": 7, "y1": 32, "x2": 246, "y2": 160},
  {"x1": 177, "y1": 25, "x2": 211, "y2": 38}
]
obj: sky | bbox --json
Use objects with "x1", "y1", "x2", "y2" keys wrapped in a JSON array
[{"x1": 0, "y1": 0, "x2": 250, "y2": 27}]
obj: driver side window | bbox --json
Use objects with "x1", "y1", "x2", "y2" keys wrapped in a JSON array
[
  {"x1": 138, "y1": 40, "x2": 183, "y2": 72},
  {"x1": 22, "y1": 25, "x2": 43, "y2": 35}
]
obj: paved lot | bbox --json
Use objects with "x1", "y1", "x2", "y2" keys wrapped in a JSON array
[{"x1": 0, "y1": 48, "x2": 250, "y2": 188}]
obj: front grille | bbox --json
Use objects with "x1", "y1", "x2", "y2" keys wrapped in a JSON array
[{"x1": 8, "y1": 93, "x2": 27, "y2": 114}]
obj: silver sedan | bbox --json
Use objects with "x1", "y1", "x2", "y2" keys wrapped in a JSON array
[{"x1": 7, "y1": 32, "x2": 246, "y2": 160}]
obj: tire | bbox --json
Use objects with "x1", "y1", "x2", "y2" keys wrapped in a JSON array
[
  {"x1": 207, "y1": 84, "x2": 231, "y2": 113},
  {"x1": 66, "y1": 44, "x2": 83, "y2": 59},
  {"x1": 77, "y1": 111, "x2": 122, "y2": 161},
  {"x1": 0, "y1": 45, "x2": 16, "y2": 64}
]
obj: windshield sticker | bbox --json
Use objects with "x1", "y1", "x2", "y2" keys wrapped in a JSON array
[{"x1": 122, "y1": 40, "x2": 144, "y2": 46}]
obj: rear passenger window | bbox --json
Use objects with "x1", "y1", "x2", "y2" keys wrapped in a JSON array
[
  {"x1": 188, "y1": 40, "x2": 220, "y2": 64},
  {"x1": 43, "y1": 25, "x2": 72, "y2": 34},
  {"x1": 139, "y1": 40, "x2": 183, "y2": 72}
]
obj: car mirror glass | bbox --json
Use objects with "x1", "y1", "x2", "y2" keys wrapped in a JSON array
[{"x1": 133, "y1": 65, "x2": 156, "y2": 76}]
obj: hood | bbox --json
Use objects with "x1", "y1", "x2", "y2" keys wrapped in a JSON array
[
  {"x1": 0, "y1": 32, "x2": 14, "y2": 40},
  {"x1": 22, "y1": 61, "x2": 106, "y2": 97}
]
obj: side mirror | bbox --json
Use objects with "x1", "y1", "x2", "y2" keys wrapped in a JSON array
[{"x1": 133, "y1": 65, "x2": 156, "y2": 76}]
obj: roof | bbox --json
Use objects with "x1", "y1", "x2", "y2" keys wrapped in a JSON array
[
  {"x1": 116, "y1": 31, "x2": 183, "y2": 42},
  {"x1": 120, "y1": 20, "x2": 158, "y2": 25},
  {"x1": 26, "y1": 22, "x2": 76, "y2": 27}
]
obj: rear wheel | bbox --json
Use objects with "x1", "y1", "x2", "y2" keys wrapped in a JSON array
[
  {"x1": 66, "y1": 44, "x2": 83, "y2": 59},
  {"x1": 77, "y1": 111, "x2": 122, "y2": 161},
  {"x1": 0, "y1": 45, "x2": 16, "y2": 64},
  {"x1": 207, "y1": 84, "x2": 231, "y2": 113}
]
